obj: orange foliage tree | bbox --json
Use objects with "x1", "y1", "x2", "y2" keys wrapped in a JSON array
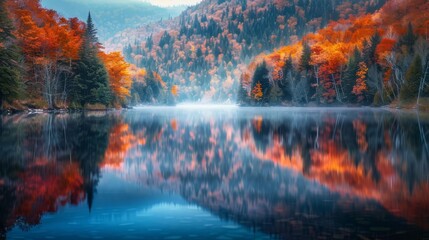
[
  {"x1": 171, "y1": 85, "x2": 178, "y2": 97},
  {"x1": 352, "y1": 62, "x2": 368, "y2": 102},
  {"x1": 100, "y1": 52, "x2": 132, "y2": 104},
  {"x1": 243, "y1": 0, "x2": 429, "y2": 105},
  {"x1": 7, "y1": 0, "x2": 84, "y2": 108},
  {"x1": 252, "y1": 82, "x2": 263, "y2": 101}
]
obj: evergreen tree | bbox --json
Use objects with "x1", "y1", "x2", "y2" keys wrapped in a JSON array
[
  {"x1": 159, "y1": 31, "x2": 171, "y2": 48},
  {"x1": 146, "y1": 35, "x2": 153, "y2": 50},
  {"x1": 237, "y1": 78, "x2": 249, "y2": 104},
  {"x1": 280, "y1": 55, "x2": 293, "y2": 101},
  {"x1": 343, "y1": 47, "x2": 362, "y2": 103},
  {"x1": 299, "y1": 42, "x2": 312, "y2": 72},
  {"x1": 0, "y1": 0, "x2": 22, "y2": 107},
  {"x1": 363, "y1": 32, "x2": 381, "y2": 65},
  {"x1": 73, "y1": 12, "x2": 111, "y2": 106},
  {"x1": 400, "y1": 22, "x2": 417, "y2": 54},
  {"x1": 400, "y1": 55, "x2": 422, "y2": 101},
  {"x1": 269, "y1": 83, "x2": 283, "y2": 104},
  {"x1": 252, "y1": 61, "x2": 271, "y2": 103}
]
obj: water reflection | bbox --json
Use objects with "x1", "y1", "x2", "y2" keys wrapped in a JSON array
[{"x1": 1, "y1": 108, "x2": 429, "y2": 239}]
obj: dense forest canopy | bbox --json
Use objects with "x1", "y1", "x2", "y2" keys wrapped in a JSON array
[
  {"x1": 0, "y1": 0, "x2": 162, "y2": 110},
  {"x1": 0, "y1": 0, "x2": 428, "y2": 108},
  {"x1": 239, "y1": 0, "x2": 429, "y2": 106},
  {"x1": 119, "y1": 0, "x2": 387, "y2": 103}
]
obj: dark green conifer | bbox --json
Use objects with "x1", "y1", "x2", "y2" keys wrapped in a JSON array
[
  {"x1": 252, "y1": 61, "x2": 271, "y2": 103},
  {"x1": 343, "y1": 47, "x2": 362, "y2": 103},
  {"x1": 73, "y1": 12, "x2": 111, "y2": 106},
  {"x1": 400, "y1": 55, "x2": 422, "y2": 101},
  {"x1": 0, "y1": 0, "x2": 23, "y2": 107}
]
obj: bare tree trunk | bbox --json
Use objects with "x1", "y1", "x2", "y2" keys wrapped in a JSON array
[
  {"x1": 313, "y1": 65, "x2": 320, "y2": 102},
  {"x1": 331, "y1": 74, "x2": 342, "y2": 103}
]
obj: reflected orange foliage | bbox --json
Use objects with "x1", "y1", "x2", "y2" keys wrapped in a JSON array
[
  {"x1": 102, "y1": 123, "x2": 146, "y2": 170},
  {"x1": 252, "y1": 116, "x2": 263, "y2": 133},
  {"x1": 10, "y1": 161, "x2": 84, "y2": 227},
  {"x1": 244, "y1": 118, "x2": 429, "y2": 229},
  {"x1": 171, "y1": 119, "x2": 178, "y2": 131}
]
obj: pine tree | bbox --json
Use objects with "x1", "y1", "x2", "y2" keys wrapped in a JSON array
[
  {"x1": 237, "y1": 77, "x2": 249, "y2": 104},
  {"x1": 85, "y1": 12, "x2": 99, "y2": 46},
  {"x1": 73, "y1": 12, "x2": 111, "y2": 106},
  {"x1": 400, "y1": 55, "x2": 422, "y2": 101},
  {"x1": 400, "y1": 22, "x2": 417, "y2": 54},
  {"x1": 280, "y1": 55, "x2": 293, "y2": 101},
  {"x1": 363, "y1": 32, "x2": 381, "y2": 65},
  {"x1": 343, "y1": 47, "x2": 362, "y2": 103},
  {"x1": 146, "y1": 35, "x2": 153, "y2": 50},
  {"x1": 0, "y1": 0, "x2": 22, "y2": 107},
  {"x1": 299, "y1": 42, "x2": 312, "y2": 72},
  {"x1": 269, "y1": 83, "x2": 283, "y2": 104},
  {"x1": 252, "y1": 61, "x2": 271, "y2": 102}
]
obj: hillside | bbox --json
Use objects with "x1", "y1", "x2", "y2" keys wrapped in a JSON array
[
  {"x1": 1, "y1": 0, "x2": 141, "y2": 110},
  {"x1": 114, "y1": 0, "x2": 386, "y2": 103},
  {"x1": 41, "y1": 0, "x2": 186, "y2": 42},
  {"x1": 239, "y1": 0, "x2": 429, "y2": 106}
]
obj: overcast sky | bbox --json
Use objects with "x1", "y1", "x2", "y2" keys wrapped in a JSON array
[{"x1": 142, "y1": 0, "x2": 201, "y2": 7}]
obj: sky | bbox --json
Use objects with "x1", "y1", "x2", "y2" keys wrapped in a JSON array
[
  {"x1": 142, "y1": 0, "x2": 201, "y2": 7},
  {"x1": 43, "y1": 0, "x2": 202, "y2": 8}
]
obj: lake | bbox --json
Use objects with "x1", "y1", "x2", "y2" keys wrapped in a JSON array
[{"x1": 1, "y1": 107, "x2": 429, "y2": 239}]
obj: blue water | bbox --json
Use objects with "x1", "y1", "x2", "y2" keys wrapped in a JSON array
[
  {"x1": 7, "y1": 170, "x2": 270, "y2": 240},
  {"x1": 1, "y1": 107, "x2": 429, "y2": 239}
]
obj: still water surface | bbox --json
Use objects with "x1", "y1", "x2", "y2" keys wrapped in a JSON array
[{"x1": 1, "y1": 107, "x2": 429, "y2": 239}]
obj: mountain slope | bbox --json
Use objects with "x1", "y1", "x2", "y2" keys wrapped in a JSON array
[
  {"x1": 41, "y1": 0, "x2": 186, "y2": 42},
  {"x1": 113, "y1": 0, "x2": 386, "y2": 103},
  {"x1": 239, "y1": 0, "x2": 429, "y2": 106}
]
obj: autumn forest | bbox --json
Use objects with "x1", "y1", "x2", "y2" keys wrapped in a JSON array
[
  {"x1": 2, "y1": 1, "x2": 429, "y2": 239},
  {"x1": 0, "y1": 0, "x2": 428, "y2": 109}
]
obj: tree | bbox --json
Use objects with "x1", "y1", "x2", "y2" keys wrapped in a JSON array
[
  {"x1": 73, "y1": 13, "x2": 111, "y2": 106},
  {"x1": 83, "y1": 12, "x2": 99, "y2": 48},
  {"x1": 400, "y1": 55, "x2": 422, "y2": 101},
  {"x1": 146, "y1": 35, "x2": 153, "y2": 50},
  {"x1": 400, "y1": 22, "x2": 417, "y2": 54},
  {"x1": 352, "y1": 62, "x2": 368, "y2": 102},
  {"x1": 237, "y1": 77, "x2": 249, "y2": 104},
  {"x1": 100, "y1": 52, "x2": 132, "y2": 104},
  {"x1": 0, "y1": 0, "x2": 22, "y2": 107},
  {"x1": 251, "y1": 61, "x2": 271, "y2": 102},
  {"x1": 363, "y1": 32, "x2": 381, "y2": 65},
  {"x1": 269, "y1": 83, "x2": 283, "y2": 104},
  {"x1": 251, "y1": 82, "x2": 263, "y2": 102},
  {"x1": 299, "y1": 42, "x2": 312, "y2": 72},
  {"x1": 7, "y1": 0, "x2": 85, "y2": 109},
  {"x1": 343, "y1": 48, "x2": 362, "y2": 103},
  {"x1": 279, "y1": 55, "x2": 293, "y2": 101}
]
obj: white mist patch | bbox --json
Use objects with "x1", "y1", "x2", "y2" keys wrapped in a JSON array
[
  {"x1": 175, "y1": 103, "x2": 239, "y2": 109},
  {"x1": 141, "y1": 0, "x2": 201, "y2": 7}
]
